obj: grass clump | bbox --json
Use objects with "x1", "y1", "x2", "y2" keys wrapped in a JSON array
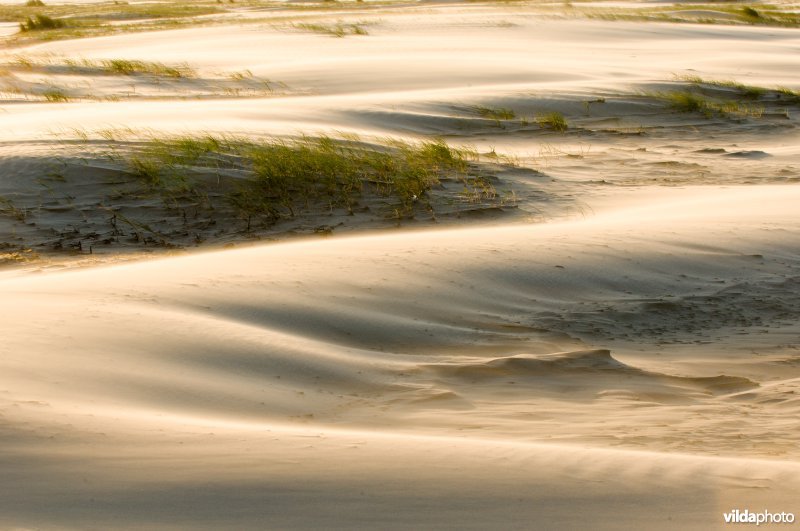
[
  {"x1": 649, "y1": 90, "x2": 764, "y2": 118},
  {"x1": 239, "y1": 136, "x2": 464, "y2": 219},
  {"x1": 24, "y1": 0, "x2": 46, "y2": 6},
  {"x1": 671, "y1": 74, "x2": 800, "y2": 107},
  {"x1": 41, "y1": 87, "x2": 69, "y2": 102},
  {"x1": 8, "y1": 55, "x2": 196, "y2": 79},
  {"x1": 8, "y1": 2, "x2": 223, "y2": 42},
  {"x1": 742, "y1": 6, "x2": 761, "y2": 19},
  {"x1": 227, "y1": 69, "x2": 253, "y2": 81},
  {"x1": 11, "y1": 55, "x2": 35, "y2": 68},
  {"x1": 675, "y1": 74, "x2": 766, "y2": 98},
  {"x1": 0, "y1": 196, "x2": 27, "y2": 221},
  {"x1": 662, "y1": 91, "x2": 707, "y2": 113},
  {"x1": 474, "y1": 105, "x2": 516, "y2": 121},
  {"x1": 116, "y1": 135, "x2": 470, "y2": 227},
  {"x1": 294, "y1": 22, "x2": 369, "y2": 37},
  {"x1": 19, "y1": 13, "x2": 64, "y2": 31},
  {"x1": 0, "y1": 249, "x2": 39, "y2": 266},
  {"x1": 100, "y1": 59, "x2": 195, "y2": 78},
  {"x1": 716, "y1": 100, "x2": 764, "y2": 118},
  {"x1": 585, "y1": 4, "x2": 800, "y2": 28},
  {"x1": 536, "y1": 111, "x2": 568, "y2": 132},
  {"x1": 777, "y1": 86, "x2": 800, "y2": 102}
]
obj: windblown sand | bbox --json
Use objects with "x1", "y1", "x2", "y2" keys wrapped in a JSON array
[{"x1": 1, "y1": 2, "x2": 799, "y2": 529}]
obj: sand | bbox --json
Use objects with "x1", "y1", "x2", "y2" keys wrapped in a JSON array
[{"x1": 1, "y1": 1, "x2": 799, "y2": 529}]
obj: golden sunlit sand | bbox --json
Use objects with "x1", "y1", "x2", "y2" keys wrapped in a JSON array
[{"x1": 1, "y1": 0, "x2": 799, "y2": 528}]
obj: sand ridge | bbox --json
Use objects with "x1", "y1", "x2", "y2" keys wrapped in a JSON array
[
  {"x1": 3, "y1": 185, "x2": 800, "y2": 527},
  {"x1": 1, "y1": 1, "x2": 799, "y2": 528}
]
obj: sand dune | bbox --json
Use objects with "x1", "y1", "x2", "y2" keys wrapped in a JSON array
[
  {"x1": 3, "y1": 186, "x2": 800, "y2": 527},
  {"x1": 2, "y1": 7, "x2": 798, "y2": 254},
  {"x1": 1, "y1": 1, "x2": 799, "y2": 528}
]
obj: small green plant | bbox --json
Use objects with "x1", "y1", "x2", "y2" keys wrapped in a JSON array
[
  {"x1": 100, "y1": 59, "x2": 195, "y2": 78},
  {"x1": 19, "y1": 14, "x2": 65, "y2": 31},
  {"x1": 24, "y1": 0, "x2": 46, "y2": 6},
  {"x1": 0, "y1": 196, "x2": 27, "y2": 221},
  {"x1": 663, "y1": 91, "x2": 707, "y2": 113},
  {"x1": 649, "y1": 90, "x2": 764, "y2": 118},
  {"x1": 0, "y1": 248, "x2": 39, "y2": 266},
  {"x1": 742, "y1": 6, "x2": 760, "y2": 18},
  {"x1": 585, "y1": 4, "x2": 799, "y2": 27},
  {"x1": 128, "y1": 156, "x2": 168, "y2": 187},
  {"x1": 474, "y1": 105, "x2": 516, "y2": 121},
  {"x1": 42, "y1": 88, "x2": 69, "y2": 102},
  {"x1": 536, "y1": 111, "x2": 568, "y2": 132},
  {"x1": 294, "y1": 22, "x2": 368, "y2": 37},
  {"x1": 227, "y1": 69, "x2": 253, "y2": 81},
  {"x1": 11, "y1": 2, "x2": 223, "y2": 42},
  {"x1": 716, "y1": 100, "x2": 763, "y2": 118},
  {"x1": 12, "y1": 55, "x2": 34, "y2": 68},
  {"x1": 777, "y1": 86, "x2": 800, "y2": 102},
  {"x1": 675, "y1": 74, "x2": 766, "y2": 98}
]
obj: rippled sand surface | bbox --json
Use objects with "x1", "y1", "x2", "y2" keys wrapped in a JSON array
[{"x1": 1, "y1": 1, "x2": 799, "y2": 528}]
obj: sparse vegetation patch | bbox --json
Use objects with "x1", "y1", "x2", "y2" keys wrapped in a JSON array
[
  {"x1": 474, "y1": 105, "x2": 516, "y2": 121},
  {"x1": 19, "y1": 13, "x2": 63, "y2": 31},
  {"x1": 536, "y1": 112, "x2": 569, "y2": 132},
  {"x1": 5, "y1": 2, "x2": 224, "y2": 41},
  {"x1": 777, "y1": 86, "x2": 800, "y2": 103},
  {"x1": 643, "y1": 72, "x2": 800, "y2": 118},
  {"x1": 0, "y1": 56, "x2": 282, "y2": 102},
  {"x1": 675, "y1": 74, "x2": 766, "y2": 99},
  {"x1": 41, "y1": 87, "x2": 69, "y2": 102},
  {"x1": 100, "y1": 59, "x2": 195, "y2": 78},
  {"x1": 103, "y1": 134, "x2": 499, "y2": 228},
  {"x1": 0, "y1": 248, "x2": 39, "y2": 266},
  {"x1": 742, "y1": 6, "x2": 761, "y2": 19},
  {"x1": 645, "y1": 86, "x2": 770, "y2": 118},
  {"x1": 294, "y1": 22, "x2": 369, "y2": 37},
  {"x1": 0, "y1": 196, "x2": 28, "y2": 221},
  {"x1": 584, "y1": 3, "x2": 800, "y2": 28}
]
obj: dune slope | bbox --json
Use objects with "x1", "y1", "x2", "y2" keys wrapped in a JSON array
[
  {"x1": 1, "y1": 1, "x2": 800, "y2": 528},
  {"x1": 2, "y1": 186, "x2": 800, "y2": 528}
]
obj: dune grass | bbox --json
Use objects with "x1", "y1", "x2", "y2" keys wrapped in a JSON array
[
  {"x1": 0, "y1": 56, "x2": 280, "y2": 102},
  {"x1": 536, "y1": 111, "x2": 568, "y2": 132},
  {"x1": 2, "y1": 2, "x2": 224, "y2": 21},
  {"x1": 41, "y1": 87, "x2": 69, "y2": 102},
  {"x1": 19, "y1": 13, "x2": 63, "y2": 31},
  {"x1": 0, "y1": 196, "x2": 27, "y2": 221},
  {"x1": 661, "y1": 91, "x2": 708, "y2": 113},
  {"x1": 741, "y1": 6, "x2": 761, "y2": 19},
  {"x1": 3, "y1": 2, "x2": 225, "y2": 42},
  {"x1": 2, "y1": 1, "x2": 389, "y2": 42},
  {"x1": 294, "y1": 22, "x2": 369, "y2": 37},
  {"x1": 110, "y1": 134, "x2": 475, "y2": 226},
  {"x1": 674, "y1": 74, "x2": 800, "y2": 106},
  {"x1": 675, "y1": 74, "x2": 766, "y2": 98},
  {"x1": 10, "y1": 55, "x2": 196, "y2": 78},
  {"x1": 584, "y1": 3, "x2": 800, "y2": 28},
  {"x1": 99, "y1": 59, "x2": 195, "y2": 78},
  {"x1": 0, "y1": 248, "x2": 39, "y2": 266},
  {"x1": 777, "y1": 86, "x2": 800, "y2": 103},
  {"x1": 474, "y1": 105, "x2": 516, "y2": 121},
  {"x1": 649, "y1": 69, "x2": 800, "y2": 117},
  {"x1": 645, "y1": 88, "x2": 765, "y2": 118}
]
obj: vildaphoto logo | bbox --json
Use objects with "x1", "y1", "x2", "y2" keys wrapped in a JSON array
[{"x1": 723, "y1": 509, "x2": 795, "y2": 525}]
